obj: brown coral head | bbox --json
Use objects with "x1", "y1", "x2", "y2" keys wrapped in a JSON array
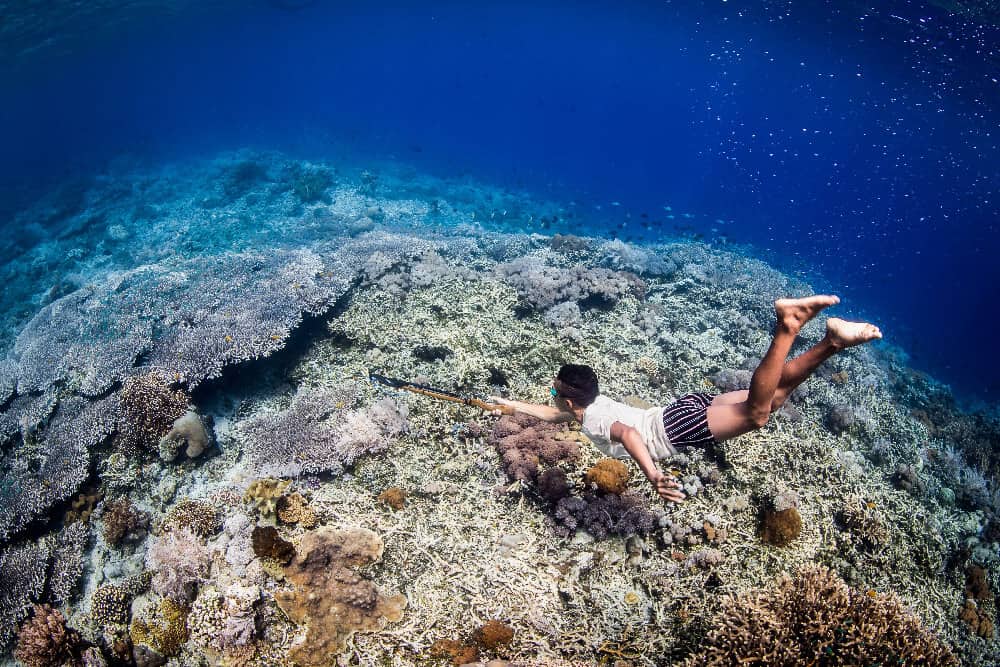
[
  {"x1": 761, "y1": 506, "x2": 802, "y2": 547},
  {"x1": 251, "y1": 525, "x2": 295, "y2": 564},
  {"x1": 377, "y1": 486, "x2": 406, "y2": 511},
  {"x1": 430, "y1": 638, "x2": 479, "y2": 666},
  {"x1": 15, "y1": 604, "x2": 80, "y2": 667},
  {"x1": 585, "y1": 459, "x2": 630, "y2": 494},
  {"x1": 473, "y1": 619, "x2": 514, "y2": 650}
]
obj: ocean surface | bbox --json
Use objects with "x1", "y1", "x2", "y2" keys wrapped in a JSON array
[
  {"x1": 1, "y1": 2, "x2": 999, "y2": 666},
  {"x1": 2, "y1": 0, "x2": 998, "y2": 405}
]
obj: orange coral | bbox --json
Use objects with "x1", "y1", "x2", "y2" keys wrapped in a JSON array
[
  {"x1": 378, "y1": 486, "x2": 406, "y2": 510},
  {"x1": 429, "y1": 638, "x2": 479, "y2": 665},
  {"x1": 275, "y1": 527, "x2": 405, "y2": 666},
  {"x1": 959, "y1": 599, "x2": 994, "y2": 639},
  {"x1": 585, "y1": 459, "x2": 630, "y2": 494},
  {"x1": 761, "y1": 507, "x2": 801, "y2": 546},
  {"x1": 473, "y1": 620, "x2": 514, "y2": 650}
]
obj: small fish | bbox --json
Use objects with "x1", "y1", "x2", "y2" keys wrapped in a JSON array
[
  {"x1": 663, "y1": 205, "x2": 672, "y2": 211},
  {"x1": 611, "y1": 201, "x2": 621, "y2": 206},
  {"x1": 866, "y1": 501, "x2": 877, "y2": 509}
]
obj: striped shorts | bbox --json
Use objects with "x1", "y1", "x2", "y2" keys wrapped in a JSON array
[{"x1": 662, "y1": 392, "x2": 717, "y2": 449}]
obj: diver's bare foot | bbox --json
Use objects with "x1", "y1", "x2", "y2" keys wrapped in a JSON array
[
  {"x1": 774, "y1": 295, "x2": 840, "y2": 332},
  {"x1": 826, "y1": 317, "x2": 882, "y2": 349}
]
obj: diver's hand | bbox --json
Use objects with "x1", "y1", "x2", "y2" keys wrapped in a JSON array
[
  {"x1": 650, "y1": 471, "x2": 686, "y2": 503},
  {"x1": 486, "y1": 396, "x2": 513, "y2": 417}
]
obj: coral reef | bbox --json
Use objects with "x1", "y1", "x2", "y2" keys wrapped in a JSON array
[
  {"x1": 116, "y1": 371, "x2": 190, "y2": 456},
  {"x1": 188, "y1": 585, "x2": 259, "y2": 653},
  {"x1": 145, "y1": 528, "x2": 210, "y2": 603},
  {"x1": 251, "y1": 526, "x2": 295, "y2": 564},
  {"x1": 584, "y1": 459, "x2": 630, "y2": 494},
  {"x1": 130, "y1": 597, "x2": 189, "y2": 658},
  {"x1": 243, "y1": 478, "x2": 290, "y2": 518},
  {"x1": 495, "y1": 257, "x2": 643, "y2": 312},
  {"x1": 552, "y1": 491, "x2": 660, "y2": 538},
  {"x1": 474, "y1": 620, "x2": 514, "y2": 650},
  {"x1": 489, "y1": 413, "x2": 581, "y2": 484},
  {"x1": 100, "y1": 497, "x2": 149, "y2": 546},
  {"x1": 237, "y1": 387, "x2": 408, "y2": 477},
  {"x1": 14, "y1": 604, "x2": 80, "y2": 667},
  {"x1": 276, "y1": 492, "x2": 318, "y2": 527},
  {"x1": 377, "y1": 486, "x2": 407, "y2": 510},
  {"x1": 275, "y1": 527, "x2": 406, "y2": 664},
  {"x1": 163, "y1": 498, "x2": 220, "y2": 538},
  {"x1": 682, "y1": 565, "x2": 958, "y2": 666},
  {"x1": 157, "y1": 410, "x2": 210, "y2": 461}
]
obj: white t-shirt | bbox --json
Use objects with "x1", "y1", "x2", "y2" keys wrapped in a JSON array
[{"x1": 581, "y1": 394, "x2": 677, "y2": 460}]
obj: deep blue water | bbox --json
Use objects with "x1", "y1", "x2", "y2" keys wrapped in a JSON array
[{"x1": 1, "y1": 0, "x2": 998, "y2": 405}]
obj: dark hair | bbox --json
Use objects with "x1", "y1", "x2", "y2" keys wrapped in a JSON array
[{"x1": 556, "y1": 364, "x2": 599, "y2": 407}]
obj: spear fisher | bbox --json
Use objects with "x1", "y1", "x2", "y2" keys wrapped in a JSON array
[{"x1": 368, "y1": 373, "x2": 515, "y2": 415}]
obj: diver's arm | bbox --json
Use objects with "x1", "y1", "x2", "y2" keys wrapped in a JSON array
[
  {"x1": 489, "y1": 397, "x2": 575, "y2": 422},
  {"x1": 610, "y1": 421, "x2": 686, "y2": 503}
]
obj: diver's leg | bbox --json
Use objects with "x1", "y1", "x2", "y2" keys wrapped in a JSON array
[
  {"x1": 769, "y1": 317, "x2": 883, "y2": 410},
  {"x1": 706, "y1": 295, "x2": 840, "y2": 441}
]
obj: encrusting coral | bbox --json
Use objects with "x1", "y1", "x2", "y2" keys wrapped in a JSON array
[
  {"x1": 251, "y1": 526, "x2": 295, "y2": 564},
  {"x1": 275, "y1": 526, "x2": 406, "y2": 665},
  {"x1": 473, "y1": 620, "x2": 514, "y2": 650},
  {"x1": 681, "y1": 564, "x2": 958, "y2": 666},
  {"x1": 129, "y1": 597, "x2": 190, "y2": 659}
]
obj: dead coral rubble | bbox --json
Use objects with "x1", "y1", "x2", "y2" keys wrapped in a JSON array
[
  {"x1": 275, "y1": 527, "x2": 405, "y2": 666},
  {"x1": 682, "y1": 564, "x2": 959, "y2": 666}
]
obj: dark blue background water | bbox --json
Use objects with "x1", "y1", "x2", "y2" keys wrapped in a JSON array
[{"x1": 1, "y1": 1, "x2": 998, "y2": 405}]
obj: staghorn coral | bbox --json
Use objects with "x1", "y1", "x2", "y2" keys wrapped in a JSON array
[
  {"x1": 163, "y1": 498, "x2": 220, "y2": 538},
  {"x1": 584, "y1": 459, "x2": 630, "y2": 494},
  {"x1": 430, "y1": 638, "x2": 479, "y2": 666},
  {"x1": 145, "y1": 527, "x2": 210, "y2": 603},
  {"x1": 275, "y1": 527, "x2": 405, "y2": 665},
  {"x1": 237, "y1": 387, "x2": 408, "y2": 478},
  {"x1": 838, "y1": 496, "x2": 888, "y2": 549},
  {"x1": 14, "y1": 604, "x2": 81, "y2": 667},
  {"x1": 682, "y1": 565, "x2": 958, "y2": 666},
  {"x1": 101, "y1": 497, "x2": 149, "y2": 546}
]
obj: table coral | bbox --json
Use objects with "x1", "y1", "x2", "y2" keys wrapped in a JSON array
[{"x1": 275, "y1": 526, "x2": 406, "y2": 665}]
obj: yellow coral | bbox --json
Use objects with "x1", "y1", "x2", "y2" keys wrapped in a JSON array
[
  {"x1": 244, "y1": 478, "x2": 290, "y2": 518},
  {"x1": 130, "y1": 598, "x2": 189, "y2": 656}
]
